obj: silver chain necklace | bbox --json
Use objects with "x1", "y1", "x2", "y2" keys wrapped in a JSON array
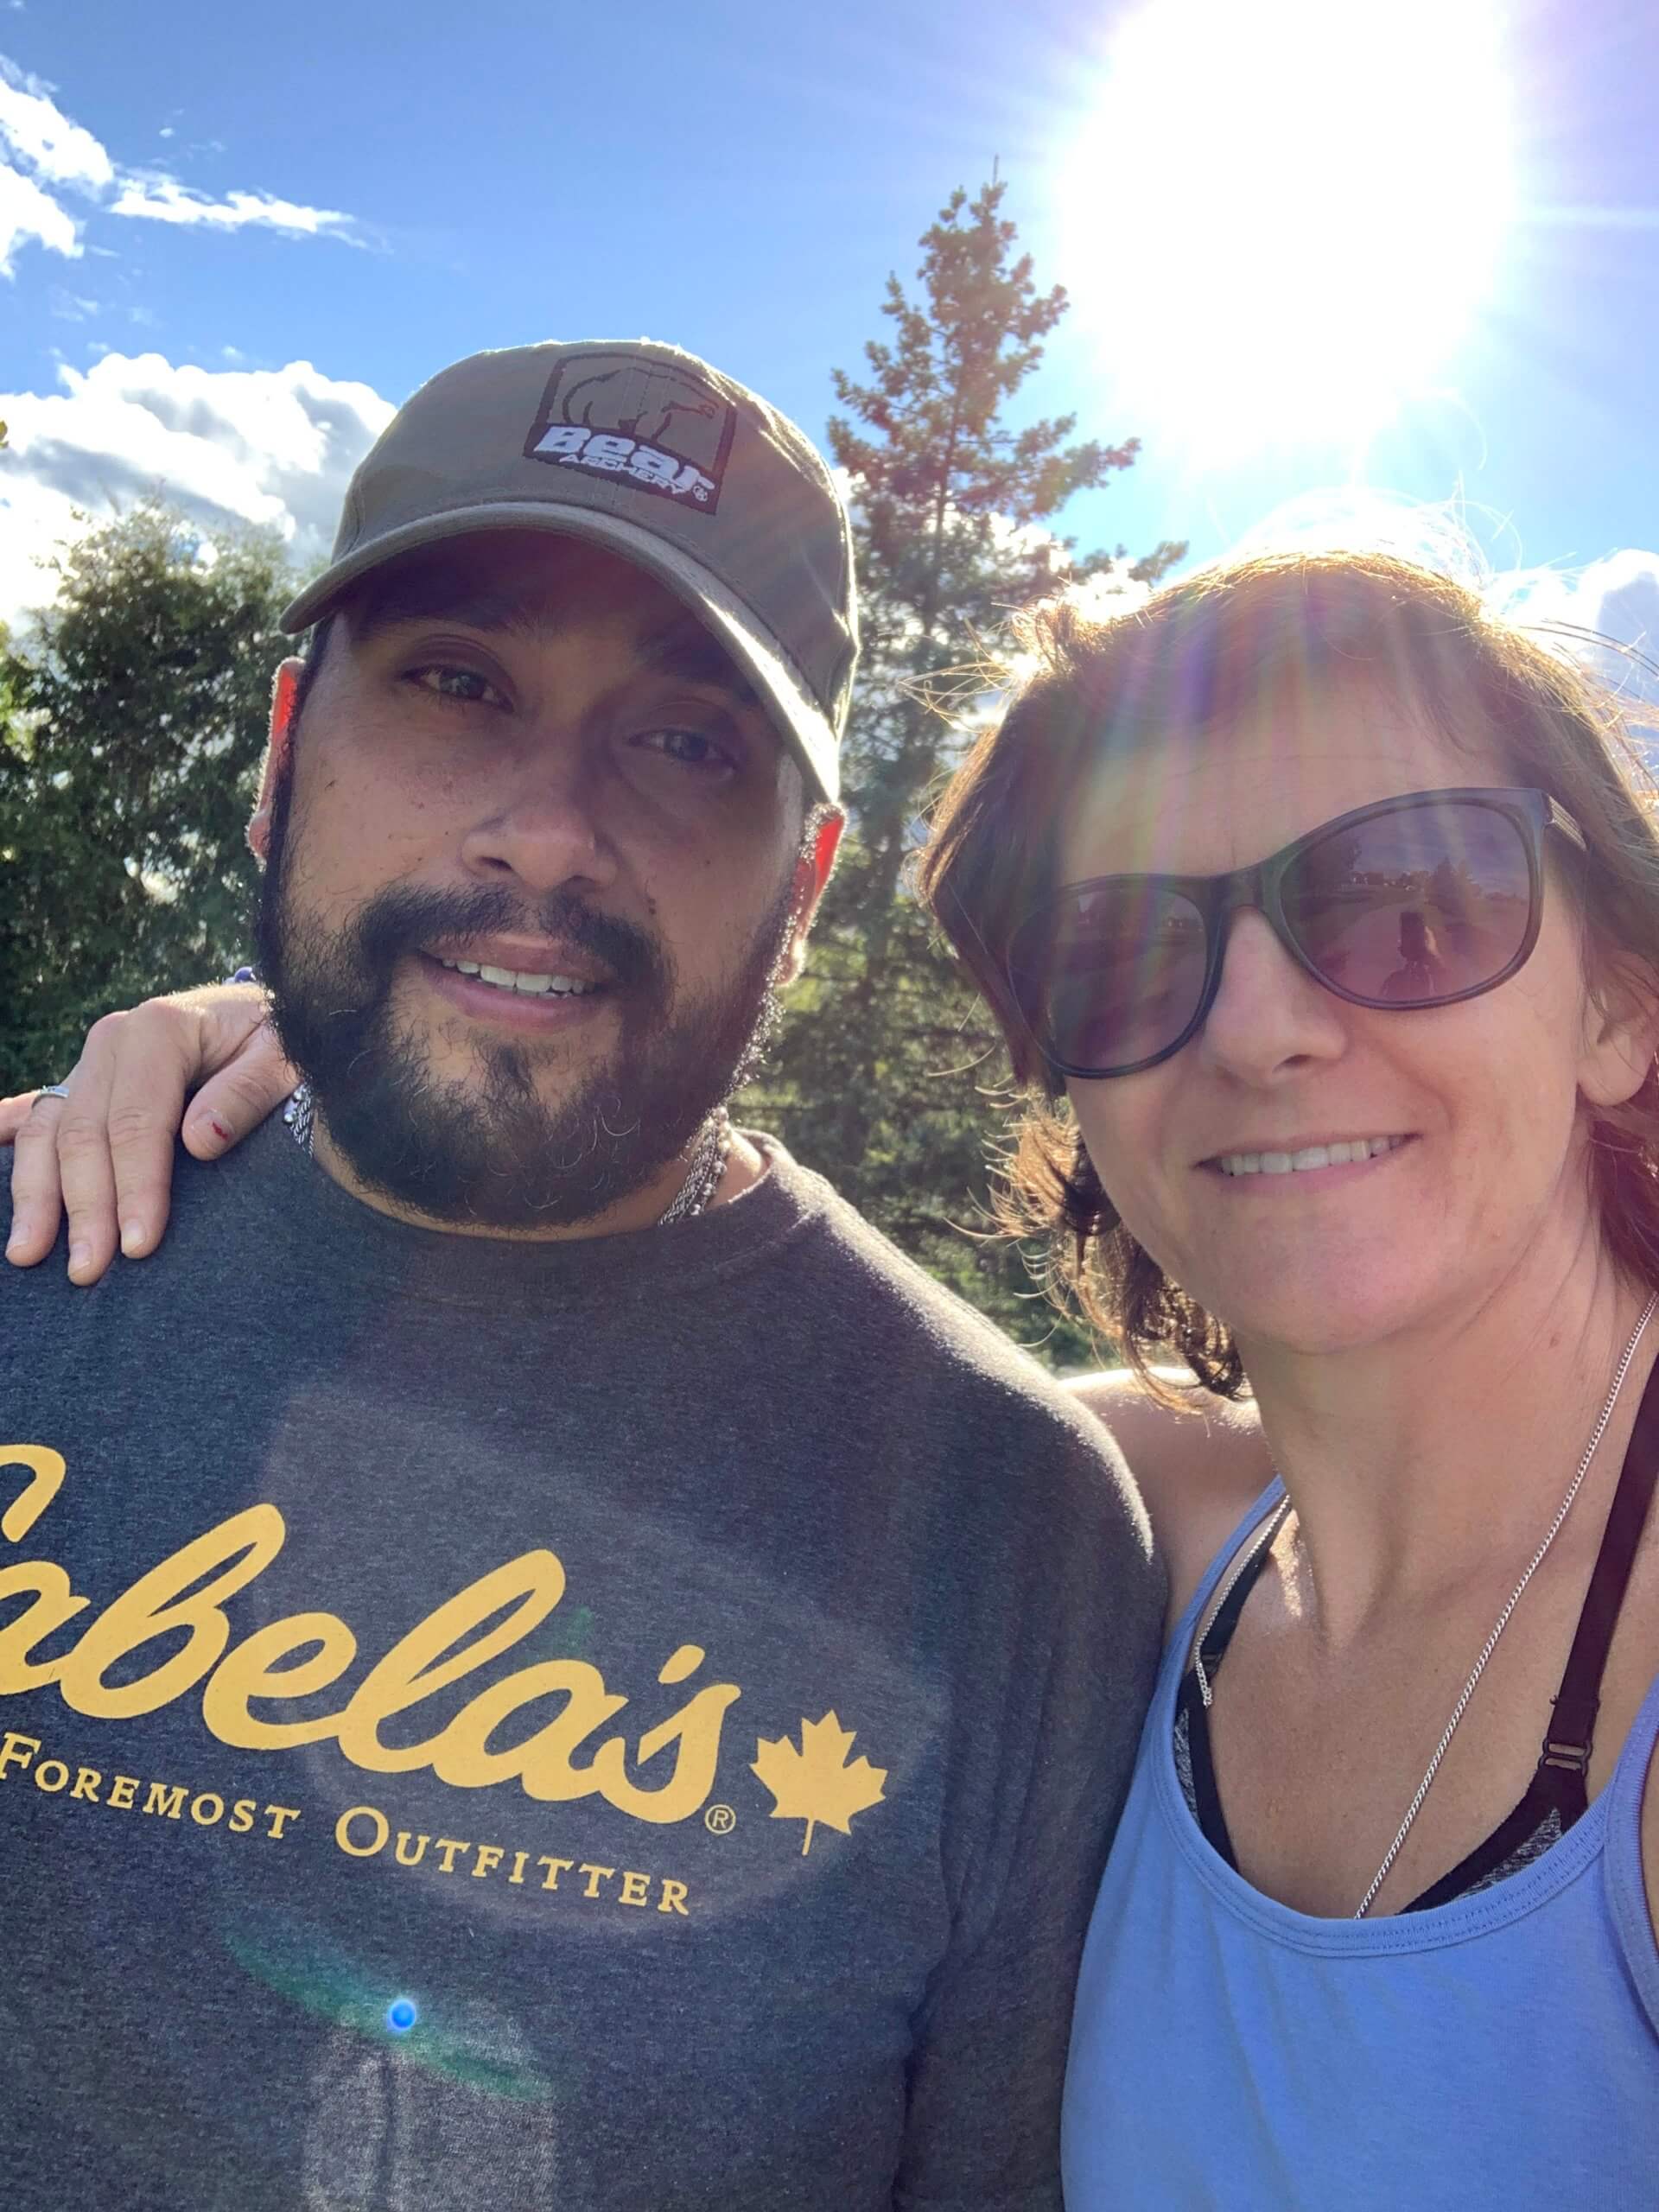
[
  {"x1": 283, "y1": 1080, "x2": 731, "y2": 1227},
  {"x1": 1351, "y1": 1289, "x2": 1656, "y2": 1917},
  {"x1": 653, "y1": 1107, "x2": 731, "y2": 1226}
]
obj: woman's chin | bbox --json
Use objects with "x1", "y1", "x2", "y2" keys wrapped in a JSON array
[{"x1": 1211, "y1": 1277, "x2": 1428, "y2": 1365}]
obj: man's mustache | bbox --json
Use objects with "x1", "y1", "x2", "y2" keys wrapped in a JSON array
[{"x1": 343, "y1": 885, "x2": 669, "y2": 1002}]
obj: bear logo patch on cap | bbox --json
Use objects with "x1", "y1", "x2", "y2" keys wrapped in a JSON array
[{"x1": 523, "y1": 350, "x2": 737, "y2": 513}]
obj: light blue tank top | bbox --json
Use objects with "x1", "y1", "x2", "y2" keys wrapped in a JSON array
[{"x1": 1063, "y1": 1483, "x2": 1659, "y2": 2209}]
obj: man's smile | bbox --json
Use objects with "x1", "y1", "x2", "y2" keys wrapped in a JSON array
[
  {"x1": 435, "y1": 959, "x2": 600, "y2": 997},
  {"x1": 416, "y1": 950, "x2": 613, "y2": 1029}
]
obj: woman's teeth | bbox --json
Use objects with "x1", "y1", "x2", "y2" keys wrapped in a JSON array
[
  {"x1": 1216, "y1": 1135, "x2": 1406, "y2": 1178},
  {"x1": 437, "y1": 957, "x2": 599, "y2": 999}
]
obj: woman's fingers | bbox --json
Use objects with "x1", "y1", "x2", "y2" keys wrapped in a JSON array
[
  {"x1": 5, "y1": 1090, "x2": 72, "y2": 1267},
  {"x1": 7, "y1": 1008, "x2": 130, "y2": 1279},
  {"x1": 98, "y1": 987, "x2": 275, "y2": 1265},
  {"x1": 178, "y1": 1013, "x2": 297, "y2": 1162},
  {"x1": 0, "y1": 1090, "x2": 48, "y2": 1146},
  {"x1": 5, "y1": 983, "x2": 277, "y2": 1282},
  {"x1": 55, "y1": 1011, "x2": 156, "y2": 1281},
  {"x1": 13, "y1": 1010, "x2": 130, "y2": 1276}
]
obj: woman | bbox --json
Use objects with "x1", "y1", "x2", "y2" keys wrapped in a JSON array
[
  {"x1": 10, "y1": 547, "x2": 1659, "y2": 2198},
  {"x1": 919, "y1": 549, "x2": 1659, "y2": 2202}
]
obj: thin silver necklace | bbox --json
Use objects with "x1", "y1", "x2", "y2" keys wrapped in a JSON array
[
  {"x1": 1351, "y1": 1289, "x2": 1656, "y2": 1917},
  {"x1": 283, "y1": 1080, "x2": 731, "y2": 1226}
]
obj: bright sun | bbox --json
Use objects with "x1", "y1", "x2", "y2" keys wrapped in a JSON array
[{"x1": 1058, "y1": 0, "x2": 1517, "y2": 458}]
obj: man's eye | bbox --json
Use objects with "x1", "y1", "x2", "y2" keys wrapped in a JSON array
[
  {"x1": 408, "y1": 665, "x2": 508, "y2": 709},
  {"x1": 637, "y1": 728, "x2": 738, "y2": 773}
]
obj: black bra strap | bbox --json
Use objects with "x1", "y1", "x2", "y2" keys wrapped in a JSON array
[
  {"x1": 1179, "y1": 1667, "x2": 1239, "y2": 1872},
  {"x1": 1402, "y1": 1753, "x2": 1578, "y2": 1911},
  {"x1": 1180, "y1": 1501, "x2": 1290, "y2": 1877},
  {"x1": 1537, "y1": 1348, "x2": 1659, "y2": 1780},
  {"x1": 1197, "y1": 1500, "x2": 1288, "y2": 1675},
  {"x1": 1179, "y1": 1354, "x2": 1659, "y2": 1910}
]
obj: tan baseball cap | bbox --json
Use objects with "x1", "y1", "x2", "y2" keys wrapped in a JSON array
[{"x1": 281, "y1": 339, "x2": 859, "y2": 803}]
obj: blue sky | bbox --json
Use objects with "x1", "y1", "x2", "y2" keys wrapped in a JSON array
[{"x1": 3, "y1": 0, "x2": 1656, "y2": 659}]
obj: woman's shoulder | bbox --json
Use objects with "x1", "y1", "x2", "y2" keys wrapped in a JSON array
[{"x1": 1066, "y1": 1368, "x2": 1276, "y2": 1623}]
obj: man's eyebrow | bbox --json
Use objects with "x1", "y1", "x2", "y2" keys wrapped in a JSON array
[
  {"x1": 346, "y1": 582, "x2": 539, "y2": 646},
  {"x1": 344, "y1": 588, "x2": 760, "y2": 709},
  {"x1": 636, "y1": 625, "x2": 760, "y2": 709}
]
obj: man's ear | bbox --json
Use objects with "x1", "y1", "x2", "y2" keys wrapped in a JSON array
[
  {"x1": 247, "y1": 658, "x2": 304, "y2": 864},
  {"x1": 779, "y1": 813, "x2": 844, "y2": 988},
  {"x1": 1580, "y1": 950, "x2": 1659, "y2": 1110}
]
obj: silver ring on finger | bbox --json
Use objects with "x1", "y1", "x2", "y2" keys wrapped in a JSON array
[{"x1": 30, "y1": 1084, "x2": 72, "y2": 1108}]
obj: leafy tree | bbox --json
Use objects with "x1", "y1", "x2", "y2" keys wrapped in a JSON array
[
  {"x1": 744, "y1": 180, "x2": 1185, "y2": 1365},
  {"x1": 0, "y1": 505, "x2": 292, "y2": 1090}
]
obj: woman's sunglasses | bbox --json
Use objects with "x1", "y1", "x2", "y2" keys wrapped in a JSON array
[{"x1": 1007, "y1": 786, "x2": 1586, "y2": 1081}]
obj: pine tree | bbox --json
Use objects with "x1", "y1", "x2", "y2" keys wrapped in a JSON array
[{"x1": 745, "y1": 179, "x2": 1185, "y2": 1363}]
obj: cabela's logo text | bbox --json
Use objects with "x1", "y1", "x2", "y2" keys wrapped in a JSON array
[{"x1": 1, "y1": 1445, "x2": 755, "y2": 1827}]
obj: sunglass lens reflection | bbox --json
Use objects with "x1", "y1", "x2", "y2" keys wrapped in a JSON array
[
  {"x1": 1283, "y1": 803, "x2": 1533, "y2": 1007},
  {"x1": 1027, "y1": 883, "x2": 1209, "y2": 1072},
  {"x1": 1023, "y1": 799, "x2": 1537, "y2": 1074}
]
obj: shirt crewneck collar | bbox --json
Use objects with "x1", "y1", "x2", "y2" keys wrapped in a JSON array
[{"x1": 208, "y1": 1111, "x2": 830, "y2": 1311}]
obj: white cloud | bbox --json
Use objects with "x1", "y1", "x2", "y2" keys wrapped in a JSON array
[
  {"x1": 0, "y1": 154, "x2": 75, "y2": 271},
  {"x1": 1212, "y1": 493, "x2": 1659, "y2": 722},
  {"x1": 0, "y1": 51, "x2": 359, "y2": 276},
  {"x1": 1490, "y1": 550, "x2": 1659, "y2": 660},
  {"x1": 0, "y1": 350, "x2": 396, "y2": 627},
  {"x1": 1486, "y1": 550, "x2": 1659, "y2": 744},
  {"x1": 0, "y1": 59, "x2": 113, "y2": 189},
  {"x1": 109, "y1": 176, "x2": 355, "y2": 239}
]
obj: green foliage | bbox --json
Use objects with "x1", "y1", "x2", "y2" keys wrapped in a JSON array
[
  {"x1": 742, "y1": 181, "x2": 1185, "y2": 1368},
  {"x1": 0, "y1": 504, "x2": 291, "y2": 1090}
]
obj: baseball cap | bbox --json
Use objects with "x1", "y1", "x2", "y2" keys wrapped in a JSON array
[{"x1": 280, "y1": 339, "x2": 859, "y2": 804}]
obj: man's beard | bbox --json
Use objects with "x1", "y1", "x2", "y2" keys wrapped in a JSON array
[{"x1": 253, "y1": 768, "x2": 795, "y2": 1230}]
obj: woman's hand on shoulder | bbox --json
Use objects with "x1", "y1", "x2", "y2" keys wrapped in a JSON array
[
  {"x1": 1067, "y1": 1367, "x2": 1274, "y2": 1624},
  {"x1": 1, "y1": 983, "x2": 296, "y2": 1284}
]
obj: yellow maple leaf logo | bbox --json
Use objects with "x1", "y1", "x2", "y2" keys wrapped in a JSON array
[{"x1": 751, "y1": 1712, "x2": 888, "y2": 1854}]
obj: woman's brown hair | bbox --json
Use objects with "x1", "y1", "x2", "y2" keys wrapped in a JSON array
[{"x1": 918, "y1": 549, "x2": 1659, "y2": 1399}]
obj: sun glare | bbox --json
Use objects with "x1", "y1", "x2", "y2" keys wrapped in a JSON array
[{"x1": 1058, "y1": 0, "x2": 1516, "y2": 458}]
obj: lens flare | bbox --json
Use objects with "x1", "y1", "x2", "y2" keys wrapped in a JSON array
[{"x1": 1056, "y1": 0, "x2": 1516, "y2": 455}]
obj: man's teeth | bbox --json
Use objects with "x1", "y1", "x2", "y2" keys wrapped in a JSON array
[
  {"x1": 1216, "y1": 1135, "x2": 1407, "y2": 1178},
  {"x1": 437, "y1": 957, "x2": 599, "y2": 999}
]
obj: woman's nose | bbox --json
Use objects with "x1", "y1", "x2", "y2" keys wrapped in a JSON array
[{"x1": 1193, "y1": 907, "x2": 1351, "y2": 1081}]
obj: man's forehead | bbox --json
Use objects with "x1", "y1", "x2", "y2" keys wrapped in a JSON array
[{"x1": 340, "y1": 533, "x2": 758, "y2": 702}]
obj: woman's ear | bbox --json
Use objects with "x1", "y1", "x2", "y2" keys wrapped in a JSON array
[{"x1": 1580, "y1": 951, "x2": 1659, "y2": 1110}]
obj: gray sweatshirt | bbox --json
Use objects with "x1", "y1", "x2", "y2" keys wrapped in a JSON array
[{"x1": 0, "y1": 1119, "x2": 1160, "y2": 2209}]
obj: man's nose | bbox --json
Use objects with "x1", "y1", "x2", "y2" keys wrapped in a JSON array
[
  {"x1": 1192, "y1": 907, "x2": 1350, "y2": 1082},
  {"x1": 458, "y1": 747, "x2": 620, "y2": 898}
]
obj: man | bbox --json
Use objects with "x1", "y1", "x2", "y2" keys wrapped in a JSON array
[{"x1": 0, "y1": 339, "x2": 1160, "y2": 2209}]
